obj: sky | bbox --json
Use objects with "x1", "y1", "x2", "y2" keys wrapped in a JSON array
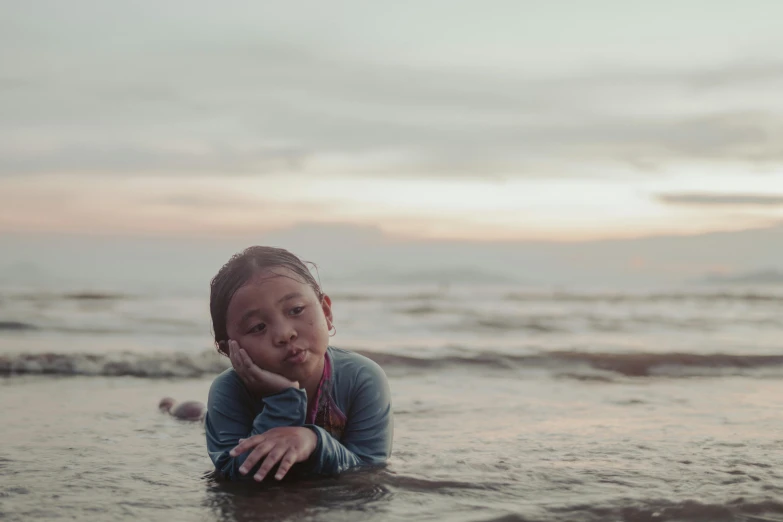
[{"x1": 2, "y1": 0, "x2": 783, "y2": 243}]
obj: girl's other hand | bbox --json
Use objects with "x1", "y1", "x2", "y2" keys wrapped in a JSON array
[
  {"x1": 227, "y1": 340, "x2": 299, "y2": 398},
  {"x1": 230, "y1": 426, "x2": 318, "y2": 481}
]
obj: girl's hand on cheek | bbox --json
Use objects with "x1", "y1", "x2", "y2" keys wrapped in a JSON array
[
  {"x1": 227, "y1": 340, "x2": 299, "y2": 398},
  {"x1": 230, "y1": 426, "x2": 318, "y2": 481}
]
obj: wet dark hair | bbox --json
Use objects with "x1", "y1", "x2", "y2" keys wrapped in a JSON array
[{"x1": 209, "y1": 246, "x2": 324, "y2": 356}]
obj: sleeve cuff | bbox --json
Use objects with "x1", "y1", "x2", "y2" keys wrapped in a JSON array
[
  {"x1": 254, "y1": 386, "x2": 308, "y2": 428},
  {"x1": 303, "y1": 424, "x2": 326, "y2": 474}
]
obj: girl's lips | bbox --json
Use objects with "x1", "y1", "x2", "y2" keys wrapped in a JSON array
[{"x1": 285, "y1": 349, "x2": 308, "y2": 364}]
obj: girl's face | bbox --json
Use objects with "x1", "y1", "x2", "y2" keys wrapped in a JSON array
[{"x1": 224, "y1": 267, "x2": 333, "y2": 384}]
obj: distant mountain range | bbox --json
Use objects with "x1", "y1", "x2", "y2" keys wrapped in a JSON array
[
  {"x1": 2, "y1": 222, "x2": 783, "y2": 290},
  {"x1": 700, "y1": 269, "x2": 783, "y2": 285},
  {"x1": 340, "y1": 267, "x2": 521, "y2": 285}
]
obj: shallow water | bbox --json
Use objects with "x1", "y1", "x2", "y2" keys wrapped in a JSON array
[
  {"x1": 3, "y1": 373, "x2": 783, "y2": 521},
  {"x1": 2, "y1": 284, "x2": 783, "y2": 521}
]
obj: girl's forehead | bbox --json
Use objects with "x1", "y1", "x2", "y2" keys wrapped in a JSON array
[
  {"x1": 245, "y1": 268, "x2": 299, "y2": 286},
  {"x1": 230, "y1": 269, "x2": 313, "y2": 305}
]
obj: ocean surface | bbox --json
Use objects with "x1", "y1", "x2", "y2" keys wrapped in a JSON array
[{"x1": 2, "y1": 282, "x2": 783, "y2": 521}]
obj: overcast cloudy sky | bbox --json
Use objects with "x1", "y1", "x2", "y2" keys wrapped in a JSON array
[{"x1": 2, "y1": 0, "x2": 783, "y2": 241}]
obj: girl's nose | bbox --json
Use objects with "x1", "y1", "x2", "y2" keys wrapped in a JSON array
[{"x1": 273, "y1": 322, "x2": 297, "y2": 345}]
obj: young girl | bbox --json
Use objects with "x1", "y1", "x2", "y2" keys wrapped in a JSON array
[{"x1": 205, "y1": 246, "x2": 393, "y2": 482}]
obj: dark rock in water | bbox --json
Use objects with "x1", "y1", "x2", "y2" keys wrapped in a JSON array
[
  {"x1": 159, "y1": 397, "x2": 205, "y2": 421},
  {"x1": 171, "y1": 401, "x2": 206, "y2": 421}
]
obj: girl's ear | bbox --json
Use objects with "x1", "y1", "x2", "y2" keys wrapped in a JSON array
[{"x1": 320, "y1": 294, "x2": 334, "y2": 325}]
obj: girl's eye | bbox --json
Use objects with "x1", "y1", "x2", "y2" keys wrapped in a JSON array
[
  {"x1": 290, "y1": 306, "x2": 305, "y2": 316},
  {"x1": 248, "y1": 323, "x2": 266, "y2": 334}
]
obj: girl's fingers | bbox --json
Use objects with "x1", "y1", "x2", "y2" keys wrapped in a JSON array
[
  {"x1": 242, "y1": 358, "x2": 297, "y2": 389},
  {"x1": 256, "y1": 367, "x2": 295, "y2": 389},
  {"x1": 247, "y1": 363, "x2": 274, "y2": 381},
  {"x1": 235, "y1": 346, "x2": 298, "y2": 393},
  {"x1": 274, "y1": 450, "x2": 298, "y2": 481},
  {"x1": 241, "y1": 441, "x2": 276, "y2": 476},
  {"x1": 230, "y1": 434, "x2": 264, "y2": 457},
  {"x1": 239, "y1": 348, "x2": 255, "y2": 370},
  {"x1": 232, "y1": 342, "x2": 244, "y2": 364},
  {"x1": 230, "y1": 342, "x2": 255, "y2": 383},
  {"x1": 238, "y1": 348, "x2": 259, "y2": 382},
  {"x1": 254, "y1": 447, "x2": 286, "y2": 482},
  {"x1": 240, "y1": 349, "x2": 281, "y2": 385},
  {"x1": 228, "y1": 341, "x2": 241, "y2": 370}
]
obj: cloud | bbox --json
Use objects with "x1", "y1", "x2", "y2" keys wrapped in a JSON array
[
  {"x1": 0, "y1": 143, "x2": 308, "y2": 176},
  {"x1": 0, "y1": 77, "x2": 37, "y2": 92},
  {"x1": 656, "y1": 193, "x2": 783, "y2": 207},
  {"x1": 151, "y1": 191, "x2": 331, "y2": 213},
  {"x1": 685, "y1": 61, "x2": 783, "y2": 90},
  {"x1": 3, "y1": 21, "x2": 783, "y2": 180}
]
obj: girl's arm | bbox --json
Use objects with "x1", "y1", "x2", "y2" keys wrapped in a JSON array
[
  {"x1": 306, "y1": 360, "x2": 393, "y2": 474},
  {"x1": 205, "y1": 372, "x2": 307, "y2": 481},
  {"x1": 233, "y1": 359, "x2": 393, "y2": 479}
]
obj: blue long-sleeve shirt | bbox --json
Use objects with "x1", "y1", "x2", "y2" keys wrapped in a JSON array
[{"x1": 205, "y1": 346, "x2": 393, "y2": 480}]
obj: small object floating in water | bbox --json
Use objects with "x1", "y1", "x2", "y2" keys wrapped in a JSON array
[{"x1": 158, "y1": 397, "x2": 206, "y2": 421}]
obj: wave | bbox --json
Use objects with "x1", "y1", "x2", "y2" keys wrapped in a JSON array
[
  {"x1": 397, "y1": 304, "x2": 455, "y2": 315},
  {"x1": 469, "y1": 317, "x2": 564, "y2": 333},
  {"x1": 0, "y1": 321, "x2": 38, "y2": 331},
  {"x1": 62, "y1": 292, "x2": 129, "y2": 300},
  {"x1": 360, "y1": 350, "x2": 783, "y2": 378},
  {"x1": 331, "y1": 289, "x2": 783, "y2": 304},
  {"x1": 0, "y1": 320, "x2": 202, "y2": 336},
  {"x1": 549, "y1": 498, "x2": 783, "y2": 522},
  {"x1": 3, "y1": 349, "x2": 783, "y2": 379},
  {"x1": 2, "y1": 314, "x2": 777, "y2": 337},
  {"x1": 330, "y1": 291, "x2": 446, "y2": 302},
  {"x1": 6, "y1": 291, "x2": 132, "y2": 301},
  {"x1": 0, "y1": 351, "x2": 230, "y2": 378},
  {"x1": 549, "y1": 351, "x2": 783, "y2": 377},
  {"x1": 505, "y1": 291, "x2": 783, "y2": 303}
]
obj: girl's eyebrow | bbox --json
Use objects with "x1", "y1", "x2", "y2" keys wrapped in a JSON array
[
  {"x1": 277, "y1": 292, "x2": 303, "y2": 304},
  {"x1": 239, "y1": 293, "x2": 304, "y2": 326},
  {"x1": 239, "y1": 309, "x2": 262, "y2": 326}
]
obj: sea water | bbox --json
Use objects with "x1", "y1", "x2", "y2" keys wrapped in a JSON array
[{"x1": 2, "y1": 284, "x2": 783, "y2": 521}]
